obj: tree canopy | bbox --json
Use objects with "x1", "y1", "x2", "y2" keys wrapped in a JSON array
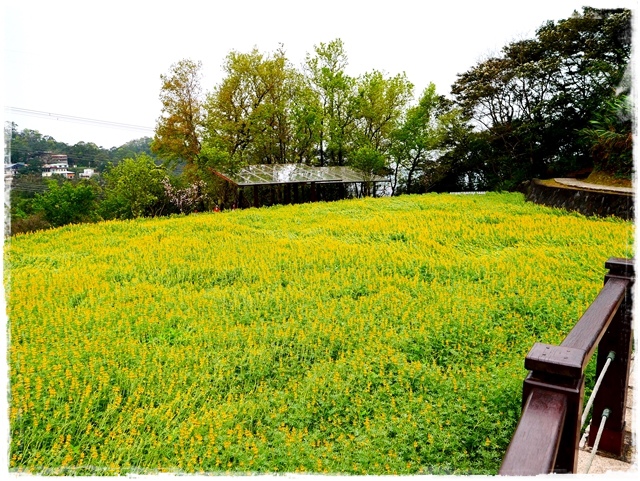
[
  {"x1": 444, "y1": 7, "x2": 631, "y2": 190},
  {"x1": 151, "y1": 59, "x2": 204, "y2": 169},
  {"x1": 155, "y1": 8, "x2": 630, "y2": 198}
]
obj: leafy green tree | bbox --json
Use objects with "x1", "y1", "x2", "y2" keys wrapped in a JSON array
[
  {"x1": 109, "y1": 137, "x2": 154, "y2": 167},
  {"x1": 353, "y1": 71, "x2": 413, "y2": 153},
  {"x1": 581, "y1": 94, "x2": 632, "y2": 177},
  {"x1": 204, "y1": 47, "x2": 297, "y2": 168},
  {"x1": 67, "y1": 141, "x2": 110, "y2": 169},
  {"x1": 100, "y1": 154, "x2": 170, "y2": 219},
  {"x1": 346, "y1": 71, "x2": 413, "y2": 195},
  {"x1": 8, "y1": 125, "x2": 66, "y2": 165},
  {"x1": 7, "y1": 125, "x2": 158, "y2": 176},
  {"x1": 434, "y1": 129, "x2": 497, "y2": 192},
  {"x1": 389, "y1": 83, "x2": 451, "y2": 194},
  {"x1": 152, "y1": 59, "x2": 204, "y2": 169},
  {"x1": 32, "y1": 180, "x2": 99, "y2": 227},
  {"x1": 450, "y1": 8, "x2": 631, "y2": 189},
  {"x1": 15, "y1": 156, "x2": 44, "y2": 176},
  {"x1": 288, "y1": 74, "x2": 323, "y2": 164},
  {"x1": 305, "y1": 39, "x2": 358, "y2": 166},
  {"x1": 350, "y1": 144, "x2": 386, "y2": 196},
  {"x1": 9, "y1": 174, "x2": 48, "y2": 220}
]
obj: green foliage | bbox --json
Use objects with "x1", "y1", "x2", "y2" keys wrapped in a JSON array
[
  {"x1": 9, "y1": 7, "x2": 632, "y2": 203},
  {"x1": 66, "y1": 141, "x2": 110, "y2": 170},
  {"x1": 350, "y1": 144, "x2": 386, "y2": 196},
  {"x1": 390, "y1": 84, "x2": 454, "y2": 194},
  {"x1": 6, "y1": 123, "x2": 67, "y2": 165},
  {"x1": 351, "y1": 70, "x2": 414, "y2": 187},
  {"x1": 100, "y1": 154, "x2": 170, "y2": 219},
  {"x1": 202, "y1": 40, "x2": 414, "y2": 189},
  {"x1": 31, "y1": 180, "x2": 99, "y2": 227},
  {"x1": 109, "y1": 137, "x2": 154, "y2": 166},
  {"x1": 204, "y1": 48, "x2": 297, "y2": 166},
  {"x1": 580, "y1": 94, "x2": 632, "y2": 177},
  {"x1": 8, "y1": 174, "x2": 48, "y2": 219},
  {"x1": 7, "y1": 123, "x2": 156, "y2": 174},
  {"x1": 151, "y1": 59, "x2": 203, "y2": 168},
  {"x1": 305, "y1": 39, "x2": 358, "y2": 166},
  {"x1": 448, "y1": 8, "x2": 631, "y2": 190},
  {"x1": 289, "y1": 79, "x2": 323, "y2": 164}
]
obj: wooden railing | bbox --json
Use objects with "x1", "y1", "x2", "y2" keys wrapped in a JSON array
[{"x1": 499, "y1": 257, "x2": 634, "y2": 475}]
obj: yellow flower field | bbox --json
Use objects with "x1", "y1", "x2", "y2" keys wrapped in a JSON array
[{"x1": 4, "y1": 193, "x2": 633, "y2": 474}]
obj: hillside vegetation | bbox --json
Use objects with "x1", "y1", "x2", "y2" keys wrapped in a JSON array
[{"x1": 5, "y1": 193, "x2": 633, "y2": 474}]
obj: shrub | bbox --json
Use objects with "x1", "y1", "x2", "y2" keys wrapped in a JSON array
[
  {"x1": 9, "y1": 212, "x2": 52, "y2": 235},
  {"x1": 100, "y1": 154, "x2": 170, "y2": 219},
  {"x1": 31, "y1": 180, "x2": 99, "y2": 228}
]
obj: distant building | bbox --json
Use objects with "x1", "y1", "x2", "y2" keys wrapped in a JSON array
[
  {"x1": 42, "y1": 154, "x2": 74, "y2": 179},
  {"x1": 79, "y1": 168, "x2": 95, "y2": 179},
  {"x1": 4, "y1": 163, "x2": 25, "y2": 177}
]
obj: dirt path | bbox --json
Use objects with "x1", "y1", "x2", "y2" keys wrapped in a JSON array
[{"x1": 554, "y1": 178, "x2": 634, "y2": 194}]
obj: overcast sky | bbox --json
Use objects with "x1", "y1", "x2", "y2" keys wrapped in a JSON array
[{"x1": 2, "y1": 0, "x2": 636, "y2": 150}]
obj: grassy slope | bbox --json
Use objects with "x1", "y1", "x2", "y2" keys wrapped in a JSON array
[{"x1": 5, "y1": 193, "x2": 634, "y2": 475}]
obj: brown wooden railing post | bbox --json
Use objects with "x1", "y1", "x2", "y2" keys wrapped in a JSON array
[
  {"x1": 587, "y1": 258, "x2": 634, "y2": 455},
  {"x1": 500, "y1": 257, "x2": 633, "y2": 475},
  {"x1": 522, "y1": 345, "x2": 586, "y2": 473}
]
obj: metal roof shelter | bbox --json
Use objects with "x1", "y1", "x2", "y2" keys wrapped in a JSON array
[
  {"x1": 216, "y1": 164, "x2": 389, "y2": 186},
  {"x1": 214, "y1": 164, "x2": 390, "y2": 207}
]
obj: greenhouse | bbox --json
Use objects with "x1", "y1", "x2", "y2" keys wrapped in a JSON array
[{"x1": 214, "y1": 164, "x2": 390, "y2": 207}]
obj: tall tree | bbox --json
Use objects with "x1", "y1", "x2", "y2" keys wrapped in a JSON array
[
  {"x1": 8, "y1": 125, "x2": 65, "y2": 164},
  {"x1": 581, "y1": 93, "x2": 632, "y2": 176},
  {"x1": 32, "y1": 180, "x2": 99, "y2": 227},
  {"x1": 67, "y1": 141, "x2": 110, "y2": 169},
  {"x1": 353, "y1": 70, "x2": 413, "y2": 152},
  {"x1": 203, "y1": 47, "x2": 297, "y2": 168},
  {"x1": 100, "y1": 154, "x2": 170, "y2": 219},
  {"x1": 152, "y1": 59, "x2": 204, "y2": 169},
  {"x1": 389, "y1": 84, "x2": 453, "y2": 194},
  {"x1": 288, "y1": 75, "x2": 323, "y2": 164},
  {"x1": 450, "y1": 7, "x2": 631, "y2": 190},
  {"x1": 109, "y1": 137, "x2": 155, "y2": 168},
  {"x1": 305, "y1": 39, "x2": 358, "y2": 166}
]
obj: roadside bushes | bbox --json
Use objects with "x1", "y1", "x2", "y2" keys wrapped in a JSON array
[
  {"x1": 8, "y1": 154, "x2": 211, "y2": 235},
  {"x1": 99, "y1": 154, "x2": 170, "y2": 220},
  {"x1": 9, "y1": 179, "x2": 100, "y2": 235},
  {"x1": 32, "y1": 180, "x2": 99, "y2": 227}
]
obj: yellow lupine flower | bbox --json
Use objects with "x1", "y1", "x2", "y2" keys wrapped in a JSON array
[{"x1": 5, "y1": 193, "x2": 632, "y2": 474}]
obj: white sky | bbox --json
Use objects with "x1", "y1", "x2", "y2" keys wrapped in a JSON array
[{"x1": 2, "y1": 0, "x2": 637, "y2": 150}]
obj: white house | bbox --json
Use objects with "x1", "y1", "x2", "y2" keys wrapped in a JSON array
[
  {"x1": 79, "y1": 168, "x2": 95, "y2": 179},
  {"x1": 42, "y1": 154, "x2": 74, "y2": 179}
]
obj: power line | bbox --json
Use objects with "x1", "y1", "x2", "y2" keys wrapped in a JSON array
[
  {"x1": 6, "y1": 107, "x2": 155, "y2": 133},
  {"x1": 7, "y1": 146, "x2": 151, "y2": 163}
]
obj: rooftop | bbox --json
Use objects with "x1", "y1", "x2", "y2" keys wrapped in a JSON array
[{"x1": 216, "y1": 164, "x2": 389, "y2": 187}]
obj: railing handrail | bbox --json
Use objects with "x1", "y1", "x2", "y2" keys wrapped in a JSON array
[
  {"x1": 499, "y1": 257, "x2": 634, "y2": 475},
  {"x1": 561, "y1": 277, "x2": 628, "y2": 358},
  {"x1": 500, "y1": 389, "x2": 569, "y2": 475}
]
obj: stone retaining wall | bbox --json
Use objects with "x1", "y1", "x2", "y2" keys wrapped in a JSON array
[{"x1": 525, "y1": 179, "x2": 634, "y2": 220}]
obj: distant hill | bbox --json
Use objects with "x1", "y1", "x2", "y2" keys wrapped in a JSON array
[{"x1": 7, "y1": 123, "x2": 155, "y2": 173}]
